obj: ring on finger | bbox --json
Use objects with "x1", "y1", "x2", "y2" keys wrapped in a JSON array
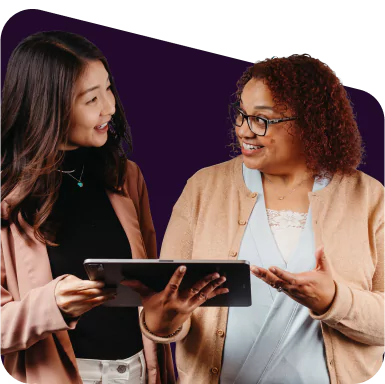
[
  {"x1": 277, "y1": 286, "x2": 283, "y2": 292},
  {"x1": 191, "y1": 287, "x2": 199, "y2": 294},
  {"x1": 199, "y1": 292, "x2": 207, "y2": 300}
]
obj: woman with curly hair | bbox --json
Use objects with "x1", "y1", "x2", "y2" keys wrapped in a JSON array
[{"x1": 129, "y1": 55, "x2": 384, "y2": 384}]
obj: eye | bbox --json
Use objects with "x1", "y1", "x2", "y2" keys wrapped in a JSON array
[{"x1": 86, "y1": 97, "x2": 97, "y2": 105}]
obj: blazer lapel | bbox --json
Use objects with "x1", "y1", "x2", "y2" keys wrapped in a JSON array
[{"x1": 107, "y1": 191, "x2": 147, "y2": 260}]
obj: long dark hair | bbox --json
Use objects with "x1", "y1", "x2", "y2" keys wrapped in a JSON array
[{"x1": 1, "y1": 31, "x2": 133, "y2": 245}]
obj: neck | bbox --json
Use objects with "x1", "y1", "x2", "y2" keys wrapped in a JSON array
[{"x1": 261, "y1": 165, "x2": 313, "y2": 188}]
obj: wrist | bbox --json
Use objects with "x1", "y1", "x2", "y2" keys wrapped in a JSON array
[
  {"x1": 315, "y1": 280, "x2": 337, "y2": 316},
  {"x1": 142, "y1": 311, "x2": 182, "y2": 338}
]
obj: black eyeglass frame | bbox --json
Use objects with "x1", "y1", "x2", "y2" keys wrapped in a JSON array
[{"x1": 229, "y1": 103, "x2": 298, "y2": 136}]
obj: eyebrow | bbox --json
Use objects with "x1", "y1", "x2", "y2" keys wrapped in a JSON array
[
  {"x1": 78, "y1": 75, "x2": 111, "y2": 98},
  {"x1": 239, "y1": 99, "x2": 275, "y2": 112}
]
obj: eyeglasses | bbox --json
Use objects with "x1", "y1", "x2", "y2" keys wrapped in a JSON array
[{"x1": 228, "y1": 103, "x2": 297, "y2": 136}]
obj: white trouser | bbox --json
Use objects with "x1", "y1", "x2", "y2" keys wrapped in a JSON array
[{"x1": 76, "y1": 349, "x2": 146, "y2": 384}]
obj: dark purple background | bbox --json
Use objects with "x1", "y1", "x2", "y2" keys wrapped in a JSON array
[
  {"x1": 2, "y1": 9, "x2": 384, "y2": 253},
  {"x1": 2, "y1": 9, "x2": 384, "y2": 377}
]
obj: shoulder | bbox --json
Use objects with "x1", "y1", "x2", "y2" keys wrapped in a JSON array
[
  {"x1": 330, "y1": 170, "x2": 384, "y2": 223},
  {"x1": 1, "y1": 186, "x2": 22, "y2": 221},
  {"x1": 120, "y1": 159, "x2": 148, "y2": 201},
  {"x1": 125, "y1": 159, "x2": 143, "y2": 180},
  {"x1": 339, "y1": 170, "x2": 384, "y2": 198},
  {"x1": 187, "y1": 156, "x2": 240, "y2": 187}
]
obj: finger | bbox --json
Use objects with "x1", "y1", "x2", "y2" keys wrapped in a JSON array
[
  {"x1": 163, "y1": 266, "x2": 187, "y2": 298},
  {"x1": 183, "y1": 272, "x2": 221, "y2": 299},
  {"x1": 315, "y1": 246, "x2": 330, "y2": 272},
  {"x1": 74, "y1": 279, "x2": 106, "y2": 292},
  {"x1": 57, "y1": 290, "x2": 116, "y2": 313},
  {"x1": 73, "y1": 287, "x2": 116, "y2": 296},
  {"x1": 82, "y1": 293, "x2": 118, "y2": 310},
  {"x1": 267, "y1": 267, "x2": 305, "y2": 286},
  {"x1": 189, "y1": 276, "x2": 226, "y2": 304},
  {"x1": 251, "y1": 266, "x2": 284, "y2": 288},
  {"x1": 85, "y1": 292, "x2": 118, "y2": 303},
  {"x1": 198, "y1": 276, "x2": 226, "y2": 298},
  {"x1": 121, "y1": 280, "x2": 153, "y2": 297},
  {"x1": 206, "y1": 286, "x2": 230, "y2": 300}
]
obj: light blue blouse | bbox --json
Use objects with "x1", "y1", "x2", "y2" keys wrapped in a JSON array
[{"x1": 220, "y1": 165, "x2": 330, "y2": 384}]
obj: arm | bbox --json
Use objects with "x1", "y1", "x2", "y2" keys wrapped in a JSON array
[
  {"x1": 135, "y1": 164, "x2": 157, "y2": 260},
  {"x1": 310, "y1": 216, "x2": 384, "y2": 346},
  {"x1": 1, "y1": 234, "x2": 78, "y2": 354},
  {"x1": 140, "y1": 179, "x2": 194, "y2": 343}
]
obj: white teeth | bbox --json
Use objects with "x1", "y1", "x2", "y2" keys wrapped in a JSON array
[
  {"x1": 96, "y1": 122, "x2": 108, "y2": 129},
  {"x1": 243, "y1": 142, "x2": 263, "y2": 150}
]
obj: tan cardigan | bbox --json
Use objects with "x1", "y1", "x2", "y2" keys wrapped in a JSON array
[
  {"x1": 140, "y1": 156, "x2": 384, "y2": 384},
  {"x1": 1, "y1": 161, "x2": 175, "y2": 384}
]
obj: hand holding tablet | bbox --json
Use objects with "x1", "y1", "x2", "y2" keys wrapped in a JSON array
[{"x1": 84, "y1": 259, "x2": 251, "y2": 306}]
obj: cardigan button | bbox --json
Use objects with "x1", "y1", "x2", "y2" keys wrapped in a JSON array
[
  {"x1": 329, "y1": 359, "x2": 334, "y2": 367},
  {"x1": 238, "y1": 220, "x2": 247, "y2": 225},
  {"x1": 250, "y1": 192, "x2": 257, "y2": 198},
  {"x1": 229, "y1": 251, "x2": 238, "y2": 257},
  {"x1": 211, "y1": 367, "x2": 219, "y2": 375},
  {"x1": 216, "y1": 329, "x2": 225, "y2": 337}
]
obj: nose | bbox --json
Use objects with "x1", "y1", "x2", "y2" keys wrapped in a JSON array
[
  {"x1": 237, "y1": 118, "x2": 255, "y2": 139},
  {"x1": 101, "y1": 91, "x2": 116, "y2": 117}
]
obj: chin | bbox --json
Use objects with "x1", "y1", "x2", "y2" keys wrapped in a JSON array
[
  {"x1": 242, "y1": 155, "x2": 264, "y2": 170},
  {"x1": 91, "y1": 136, "x2": 108, "y2": 148}
]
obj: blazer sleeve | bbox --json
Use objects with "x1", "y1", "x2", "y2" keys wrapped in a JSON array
[
  {"x1": 1, "y1": 230, "x2": 79, "y2": 354},
  {"x1": 135, "y1": 164, "x2": 157, "y2": 260},
  {"x1": 310, "y1": 194, "x2": 384, "y2": 346}
]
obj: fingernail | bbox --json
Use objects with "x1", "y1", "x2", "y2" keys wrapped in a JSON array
[
  {"x1": 252, "y1": 267, "x2": 260, "y2": 274},
  {"x1": 180, "y1": 266, "x2": 186, "y2": 273},
  {"x1": 270, "y1": 267, "x2": 276, "y2": 273}
]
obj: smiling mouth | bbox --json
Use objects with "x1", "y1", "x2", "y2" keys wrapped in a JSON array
[
  {"x1": 242, "y1": 142, "x2": 264, "y2": 150},
  {"x1": 95, "y1": 122, "x2": 109, "y2": 130}
]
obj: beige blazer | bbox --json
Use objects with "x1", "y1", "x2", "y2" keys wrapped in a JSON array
[{"x1": 1, "y1": 160, "x2": 175, "y2": 384}]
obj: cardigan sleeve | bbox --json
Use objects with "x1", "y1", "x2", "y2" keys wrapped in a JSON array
[{"x1": 310, "y1": 193, "x2": 384, "y2": 346}]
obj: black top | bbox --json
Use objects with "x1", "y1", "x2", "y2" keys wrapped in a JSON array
[{"x1": 47, "y1": 148, "x2": 143, "y2": 360}]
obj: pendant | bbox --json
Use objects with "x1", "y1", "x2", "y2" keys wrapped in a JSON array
[
  {"x1": 77, "y1": 182, "x2": 83, "y2": 187},
  {"x1": 278, "y1": 196, "x2": 284, "y2": 200}
]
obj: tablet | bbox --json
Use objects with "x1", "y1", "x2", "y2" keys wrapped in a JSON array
[{"x1": 84, "y1": 259, "x2": 251, "y2": 307}]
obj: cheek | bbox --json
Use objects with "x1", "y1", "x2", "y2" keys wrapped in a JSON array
[{"x1": 74, "y1": 109, "x2": 99, "y2": 130}]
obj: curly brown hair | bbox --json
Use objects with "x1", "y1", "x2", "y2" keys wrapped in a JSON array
[{"x1": 231, "y1": 54, "x2": 364, "y2": 178}]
